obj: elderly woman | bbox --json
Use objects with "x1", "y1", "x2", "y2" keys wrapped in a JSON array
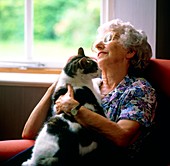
[
  {"x1": 6, "y1": 19, "x2": 157, "y2": 165},
  {"x1": 52, "y1": 19, "x2": 157, "y2": 164}
]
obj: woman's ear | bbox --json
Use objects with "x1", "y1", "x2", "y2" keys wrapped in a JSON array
[{"x1": 126, "y1": 50, "x2": 136, "y2": 59}]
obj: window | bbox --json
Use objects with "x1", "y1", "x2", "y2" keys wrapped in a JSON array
[
  {"x1": 0, "y1": 0, "x2": 101, "y2": 70},
  {"x1": 0, "y1": 0, "x2": 24, "y2": 61}
]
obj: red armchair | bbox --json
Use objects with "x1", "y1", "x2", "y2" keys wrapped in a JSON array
[
  {"x1": 0, "y1": 139, "x2": 35, "y2": 162},
  {"x1": 0, "y1": 58, "x2": 170, "y2": 165}
]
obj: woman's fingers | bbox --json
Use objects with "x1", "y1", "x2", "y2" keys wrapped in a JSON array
[
  {"x1": 55, "y1": 84, "x2": 75, "y2": 115},
  {"x1": 67, "y1": 84, "x2": 74, "y2": 97}
]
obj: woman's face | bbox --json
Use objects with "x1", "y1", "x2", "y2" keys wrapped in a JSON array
[{"x1": 93, "y1": 31, "x2": 130, "y2": 69}]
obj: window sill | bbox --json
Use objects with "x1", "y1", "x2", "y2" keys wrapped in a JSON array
[
  {"x1": 0, "y1": 67, "x2": 62, "y2": 74},
  {"x1": 0, "y1": 72, "x2": 59, "y2": 87}
]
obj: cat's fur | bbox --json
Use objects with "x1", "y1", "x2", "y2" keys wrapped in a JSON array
[{"x1": 22, "y1": 47, "x2": 104, "y2": 166}]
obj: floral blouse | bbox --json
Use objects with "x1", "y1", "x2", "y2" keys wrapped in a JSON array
[{"x1": 101, "y1": 75, "x2": 157, "y2": 158}]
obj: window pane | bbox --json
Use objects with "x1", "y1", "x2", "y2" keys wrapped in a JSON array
[
  {"x1": 33, "y1": 0, "x2": 100, "y2": 66},
  {"x1": 0, "y1": 0, "x2": 24, "y2": 61}
]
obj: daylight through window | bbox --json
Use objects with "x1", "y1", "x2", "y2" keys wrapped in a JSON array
[{"x1": 0, "y1": 0, "x2": 101, "y2": 68}]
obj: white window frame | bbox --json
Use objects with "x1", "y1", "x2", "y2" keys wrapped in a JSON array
[
  {"x1": 24, "y1": 0, "x2": 115, "y2": 69},
  {"x1": 0, "y1": 0, "x2": 114, "y2": 69},
  {"x1": 100, "y1": 0, "x2": 115, "y2": 24},
  {"x1": 25, "y1": 0, "x2": 33, "y2": 61}
]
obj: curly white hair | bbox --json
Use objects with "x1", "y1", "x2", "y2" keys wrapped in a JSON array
[{"x1": 96, "y1": 18, "x2": 152, "y2": 75}]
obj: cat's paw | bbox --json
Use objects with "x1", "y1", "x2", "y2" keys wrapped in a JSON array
[
  {"x1": 47, "y1": 115, "x2": 71, "y2": 134},
  {"x1": 21, "y1": 159, "x2": 35, "y2": 166},
  {"x1": 79, "y1": 141, "x2": 98, "y2": 156},
  {"x1": 47, "y1": 115, "x2": 60, "y2": 126},
  {"x1": 38, "y1": 157, "x2": 58, "y2": 166}
]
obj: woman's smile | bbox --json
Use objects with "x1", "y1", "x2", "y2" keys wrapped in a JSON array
[{"x1": 97, "y1": 51, "x2": 108, "y2": 58}]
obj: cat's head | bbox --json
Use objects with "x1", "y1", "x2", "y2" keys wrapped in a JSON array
[{"x1": 63, "y1": 47, "x2": 101, "y2": 79}]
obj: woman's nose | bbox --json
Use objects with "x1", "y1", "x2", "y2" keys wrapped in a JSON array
[{"x1": 94, "y1": 41, "x2": 105, "y2": 52}]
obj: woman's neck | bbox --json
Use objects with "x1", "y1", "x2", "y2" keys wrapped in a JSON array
[
  {"x1": 102, "y1": 68, "x2": 127, "y2": 85},
  {"x1": 100, "y1": 69, "x2": 127, "y2": 97}
]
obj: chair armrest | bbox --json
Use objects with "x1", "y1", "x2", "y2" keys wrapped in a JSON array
[{"x1": 0, "y1": 139, "x2": 35, "y2": 161}]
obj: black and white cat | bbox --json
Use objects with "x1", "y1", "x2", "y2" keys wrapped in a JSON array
[{"x1": 21, "y1": 47, "x2": 104, "y2": 166}]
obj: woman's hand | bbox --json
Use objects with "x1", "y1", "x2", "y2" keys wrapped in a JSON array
[{"x1": 55, "y1": 84, "x2": 80, "y2": 115}]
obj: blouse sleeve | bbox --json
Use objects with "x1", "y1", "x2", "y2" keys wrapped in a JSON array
[{"x1": 119, "y1": 81, "x2": 157, "y2": 128}]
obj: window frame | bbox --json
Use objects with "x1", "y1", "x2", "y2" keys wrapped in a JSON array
[{"x1": 0, "y1": 0, "x2": 114, "y2": 74}]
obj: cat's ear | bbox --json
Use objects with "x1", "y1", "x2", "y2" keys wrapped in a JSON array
[
  {"x1": 79, "y1": 57, "x2": 93, "y2": 69},
  {"x1": 79, "y1": 57, "x2": 87, "y2": 69},
  {"x1": 78, "y1": 47, "x2": 85, "y2": 56}
]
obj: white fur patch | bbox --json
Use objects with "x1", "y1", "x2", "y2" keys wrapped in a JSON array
[
  {"x1": 53, "y1": 70, "x2": 101, "y2": 104},
  {"x1": 22, "y1": 125, "x2": 60, "y2": 166}
]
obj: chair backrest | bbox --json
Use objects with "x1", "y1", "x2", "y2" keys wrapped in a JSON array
[
  {"x1": 145, "y1": 58, "x2": 170, "y2": 97},
  {"x1": 144, "y1": 59, "x2": 170, "y2": 165}
]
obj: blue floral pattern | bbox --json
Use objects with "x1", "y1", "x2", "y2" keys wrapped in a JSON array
[{"x1": 101, "y1": 75, "x2": 157, "y2": 158}]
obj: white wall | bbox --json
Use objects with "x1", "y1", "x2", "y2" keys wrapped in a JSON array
[{"x1": 101, "y1": 0, "x2": 156, "y2": 57}]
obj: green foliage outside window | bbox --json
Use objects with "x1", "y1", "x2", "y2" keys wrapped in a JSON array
[
  {"x1": 0, "y1": 0, "x2": 24, "y2": 41},
  {"x1": 0, "y1": 0, "x2": 100, "y2": 48}
]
